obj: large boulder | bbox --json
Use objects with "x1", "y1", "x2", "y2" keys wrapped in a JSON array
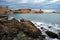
[
  {"x1": 20, "y1": 19, "x2": 38, "y2": 28},
  {"x1": 20, "y1": 19, "x2": 42, "y2": 38},
  {"x1": 0, "y1": 18, "x2": 42, "y2": 40},
  {"x1": 45, "y1": 30, "x2": 59, "y2": 38}
]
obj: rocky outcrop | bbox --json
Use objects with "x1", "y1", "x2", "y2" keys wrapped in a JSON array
[
  {"x1": 45, "y1": 30, "x2": 59, "y2": 38},
  {"x1": 20, "y1": 19, "x2": 38, "y2": 28},
  {"x1": 0, "y1": 18, "x2": 20, "y2": 40},
  {"x1": 0, "y1": 15, "x2": 8, "y2": 21},
  {"x1": 20, "y1": 19, "x2": 42, "y2": 38},
  {"x1": 0, "y1": 18, "x2": 43, "y2": 40}
]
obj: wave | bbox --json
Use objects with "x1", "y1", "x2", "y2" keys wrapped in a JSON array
[{"x1": 32, "y1": 21, "x2": 60, "y2": 40}]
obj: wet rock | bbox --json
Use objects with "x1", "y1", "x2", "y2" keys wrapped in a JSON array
[
  {"x1": 48, "y1": 26, "x2": 52, "y2": 28},
  {"x1": 57, "y1": 33, "x2": 60, "y2": 39},
  {"x1": 40, "y1": 24, "x2": 43, "y2": 26},
  {"x1": 0, "y1": 21, "x2": 4, "y2": 24},
  {"x1": 58, "y1": 33, "x2": 60, "y2": 35},
  {"x1": 0, "y1": 15, "x2": 7, "y2": 18},
  {"x1": 41, "y1": 27, "x2": 44, "y2": 29},
  {"x1": 41, "y1": 35, "x2": 46, "y2": 38},
  {"x1": 45, "y1": 30, "x2": 59, "y2": 38}
]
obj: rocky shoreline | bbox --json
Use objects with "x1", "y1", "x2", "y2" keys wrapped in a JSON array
[
  {"x1": 0, "y1": 18, "x2": 60, "y2": 40},
  {"x1": 0, "y1": 18, "x2": 44, "y2": 40}
]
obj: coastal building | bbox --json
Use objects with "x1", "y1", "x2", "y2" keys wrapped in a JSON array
[{"x1": 0, "y1": 6, "x2": 9, "y2": 14}]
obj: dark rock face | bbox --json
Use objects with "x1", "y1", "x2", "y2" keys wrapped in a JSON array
[
  {"x1": 48, "y1": 26, "x2": 52, "y2": 28},
  {"x1": 0, "y1": 18, "x2": 20, "y2": 40},
  {"x1": 45, "y1": 30, "x2": 59, "y2": 38},
  {"x1": 40, "y1": 35, "x2": 46, "y2": 38},
  {"x1": 0, "y1": 19, "x2": 42, "y2": 40},
  {"x1": 58, "y1": 33, "x2": 60, "y2": 35},
  {"x1": 0, "y1": 15, "x2": 7, "y2": 18},
  {"x1": 41, "y1": 27, "x2": 44, "y2": 29}
]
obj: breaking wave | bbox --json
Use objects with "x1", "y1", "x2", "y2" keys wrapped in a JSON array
[{"x1": 32, "y1": 21, "x2": 60, "y2": 40}]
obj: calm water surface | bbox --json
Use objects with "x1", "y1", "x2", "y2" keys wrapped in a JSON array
[{"x1": 8, "y1": 13, "x2": 60, "y2": 25}]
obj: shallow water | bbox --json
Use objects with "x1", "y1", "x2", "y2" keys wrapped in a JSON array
[{"x1": 8, "y1": 13, "x2": 60, "y2": 40}]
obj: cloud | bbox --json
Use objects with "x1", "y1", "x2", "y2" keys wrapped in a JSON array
[
  {"x1": 42, "y1": 9, "x2": 56, "y2": 12},
  {"x1": 5, "y1": 0, "x2": 14, "y2": 2},
  {"x1": 50, "y1": 0, "x2": 59, "y2": 3},
  {"x1": 33, "y1": 0, "x2": 45, "y2": 3},
  {"x1": 4, "y1": 0, "x2": 45, "y2": 4},
  {"x1": 3, "y1": 0, "x2": 60, "y2": 4},
  {"x1": 1, "y1": 0, "x2": 60, "y2": 6},
  {"x1": 1, "y1": 0, "x2": 46, "y2": 4},
  {"x1": 0, "y1": 0, "x2": 60, "y2": 11}
]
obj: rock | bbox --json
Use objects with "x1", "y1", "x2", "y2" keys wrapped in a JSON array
[
  {"x1": 0, "y1": 21, "x2": 4, "y2": 24},
  {"x1": 0, "y1": 15, "x2": 8, "y2": 21},
  {"x1": 0, "y1": 18, "x2": 20, "y2": 40},
  {"x1": 41, "y1": 27, "x2": 44, "y2": 29},
  {"x1": 13, "y1": 37, "x2": 18, "y2": 40},
  {"x1": 40, "y1": 35, "x2": 46, "y2": 38},
  {"x1": 17, "y1": 31, "x2": 44, "y2": 40},
  {"x1": 58, "y1": 33, "x2": 60, "y2": 35},
  {"x1": 57, "y1": 33, "x2": 60, "y2": 39},
  {"x1": 0, "y1": 18, "x2": 42, "y2": 40},
  {"x1": 20, "y1": 21, "x2": 42, "y2": 38},
  {"x1": 20, "y1": 19, "x2": 42, "y2": 38},
  {"x1": 40, "y1": 24, "x2": 43, "y2": 26},
  {"x1": 45, "y1": 30, "x2": 59, "y2": 38},
  {"x1": 48, "y1": 26, "x2": 52, "y2": 28},
  {"x1": 20, "y1": 19, "x2": 36, "y2": 27}
]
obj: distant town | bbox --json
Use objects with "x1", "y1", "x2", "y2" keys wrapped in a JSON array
[{"x1": 0, "y1": 6, "x2": 60, "y2": 14}]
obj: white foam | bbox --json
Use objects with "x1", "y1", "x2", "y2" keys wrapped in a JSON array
[
  {"x1": 31, "y1": 21, "x2": 60, "y2": 40},
  {"x1": 8, "y1": 17, "x2": 14, "y2": 20}
]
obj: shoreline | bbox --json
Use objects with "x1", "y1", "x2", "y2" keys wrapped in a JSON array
[
  {"x1": 0, "y1": 12, "x2": 60, "y2": 15},
  {"x1": 0, "y1": 15, "x2": 60, "y2": 40}
]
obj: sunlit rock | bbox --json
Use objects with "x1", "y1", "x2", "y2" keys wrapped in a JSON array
[{"x1": 20, "y1": 19, "x2": 42, "y2": 38}]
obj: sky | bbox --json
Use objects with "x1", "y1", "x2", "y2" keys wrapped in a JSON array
[{"x1": 0, "y1": 0, "x2": 60, "y2": 12}]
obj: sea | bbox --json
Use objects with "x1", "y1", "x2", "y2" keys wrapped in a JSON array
[{"x1": 8, "y1": 13, "x2": 60, "y2": 40}]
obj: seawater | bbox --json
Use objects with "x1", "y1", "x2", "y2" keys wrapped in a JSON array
[
  {"x1": 8, "y1": 13, "x2": 60, "y2": 40},
  {"x1": 8, "y1": 13, "x2": 60, "y2": 24}
]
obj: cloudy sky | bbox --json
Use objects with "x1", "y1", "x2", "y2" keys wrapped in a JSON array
[{"x1": 0, "y1": 0, "x2": 60, "y2": 12}]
